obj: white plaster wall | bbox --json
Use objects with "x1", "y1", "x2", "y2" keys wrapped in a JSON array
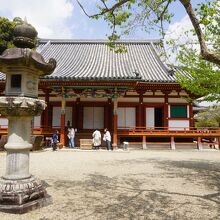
[
  {"x1": 118, "y1": 97, "x2": 139, "y2": 102},
  {"x1": 34, "y1": 116, "x2": 41, "y2": 128},
  {"x1": 83, "y1": 107, "x2": 104, "y2": 129},
  {"x1": 93, "y1": 107, "x2": 104, "y2": 129},
  {"x1": 80, "y1": 98, "x2": 108, "y2": 102},
  {"x1": 49, "y1": 97, "x2": 77, "y2": 102},
  {"x1": 118, "y1": 107, "x2": 136, "y2": 128},
  {"x1": 143, "y1": 91, "x2": 153, "y2": 95},
  {"x1": 143, "y1": 98, "x2": 165, "y2": 103},
  {"x1": 146, "y1": 108, "x2": 155, "y2": 128},
  {"x1": 83, "y1": 107, "x2": 93, "y2": 129},
  {"x1": 169, "y1": 90, "x2": 178, "y2": 96},
  {"x1": 154, "y1": 91, "x2": 164, "y2": 95},
  {"x1": 0, "y1": 118, "x2": 8, "y2": 128},
  {"x1": 168, "y1": 98, "x2": 188, "y2": 103},
  {"x1": 168, "y1": 120, "x2": 190, "y2": 130},
  {"x1": 52, "y1": 107, "x2": 72, "y2": 127},
  {"x1": 118, "y1": 108, "x2": 125, "y2": 128},
  {"x1": 52, "y1": 107, "x2": 61, "y2": 127},
  {"x1": 126, "y1": 91, "x2": 139, "y2": 95},
  {"x1": 126, "y1": 108, "x2": 136, "y2": 127}
]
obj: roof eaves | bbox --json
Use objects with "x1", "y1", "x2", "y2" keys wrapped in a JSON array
[{"x1": 39, "y1": 38, "x2": 162, "y2": 45}]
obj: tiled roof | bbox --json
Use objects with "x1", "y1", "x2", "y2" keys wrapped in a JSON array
[
  {"x1": 38, "y1": 39, "x2": 178, "y2": 82},
  {"x1": 0, "y1": 39, "x2": 184, "y2": 83}
]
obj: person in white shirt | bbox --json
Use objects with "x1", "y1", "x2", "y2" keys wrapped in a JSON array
[
  {"x1": 68, "y1": 128, "x2": 75, "y2": 148},
  {"x1": 103, "y1": 128, "x2": 112, "y2": 151},
  {"x1": 92, "y1": 129, "x2": 101, "y2": 150}
]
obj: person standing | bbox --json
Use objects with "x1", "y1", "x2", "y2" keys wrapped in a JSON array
[
  {"x1": 67, "y1": 128, "x2": 72, "y2": 148},
  {"x1": 52, "y1": 130, "x2": 59, "y2": 151},
  {"x1": 92, "y1": 129, "x2": 101, "y2": 150},
  {"x1": 103, "y1": 128, "x2": 112, "y2": 151},
  {"x1": 69, "y1": 128, "x2": 75, "y2": 148}
]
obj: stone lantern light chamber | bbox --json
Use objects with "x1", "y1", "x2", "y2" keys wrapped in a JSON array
[{"x1": 0, "y1": 21, "x2": 56, "y2": 213}]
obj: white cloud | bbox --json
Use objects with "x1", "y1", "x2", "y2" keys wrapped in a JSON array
[
  {"x1": 165, "y1": 15, "x2": 195, "y2": 43},
  {"x1": 0, "y1": 0, "x2": 74, "y2": 38},
  {"x1": 164, "y1": 15, "x2": 198, "y2": 64}
]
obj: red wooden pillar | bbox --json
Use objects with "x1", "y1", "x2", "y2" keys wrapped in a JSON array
[
  {"x1": 106, "y1": 98, "x2": 112, "y2": 130},
  {"x1": 113, "y1": 114, "x2": 118, "y2": 148},
  {"x1": 112, "y1": 99, "x2": 118, "y2": 148},
  {"x1": 60, "y1": 98, "x2": 66, "y2": 146},
  {"x1": 137, "y1": 91, "x2": 144, "y2": 127},
  {"x1": 189, "y1": 102, "x2": 194, "y2": 128},
  {"x1": 164, "y1": 92, "x2": 169, "y2": 129}
]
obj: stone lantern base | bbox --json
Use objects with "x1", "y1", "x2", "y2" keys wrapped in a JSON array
[{"x1": 0, "y1": 175, "x2": 52, "y2": 214}]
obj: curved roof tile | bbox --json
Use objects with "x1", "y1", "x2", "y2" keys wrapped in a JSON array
[
  {"x1": 38, "y1": 39, "x2": 176, "y2": 82},
  {"x1": 0, "y1": 39, "x2": 179, "y2": 83}
]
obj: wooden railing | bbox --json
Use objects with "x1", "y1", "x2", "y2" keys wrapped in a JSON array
[
  {"x1": 118, "y1": 127, "x2": 220, "y2": 137},
  {"x1": 0, "y1": 126, "x2": 219, "y2": 150},
  {"x1": 0, "y1": 125, "x2": 219, "y2": 137}
]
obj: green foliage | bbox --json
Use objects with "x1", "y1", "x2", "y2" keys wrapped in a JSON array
[
  {"x1": 177, "y1": 49, "x2": 220, "y2": 101},
  {"x1": 176, "y1": 0, "x2": 220, "y2": 101},
  {"x1": 0, "y1": 17, "x2": 15, "y2": 54},
  {"x1": 80, "y1": 0, "x2": 220, "y2": 101},
  {"x1": 195, "y1": 105, "x2": 220, "y2": 127},
  {"x1": 0, "y1": 17, "x2": 24, "y2": 54},
  {"x1": 93, "y1": 0, "x2": 174, "y2": 39}
]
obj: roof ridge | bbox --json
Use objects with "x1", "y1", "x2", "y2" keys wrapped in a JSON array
[
  {"x1": 150, "y1": 42, "x2": 173, "y2": 76},
  {"x1": 37, "y1": 40, "x2": 51, "y2": 53},
  {"x1": 38, "y1": 38, "x2": 162, "y2": 44}
]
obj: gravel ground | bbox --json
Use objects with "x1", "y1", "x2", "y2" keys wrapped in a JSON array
[{"x1": 0, "y1": 149, "x2": 220, "y2": 220}]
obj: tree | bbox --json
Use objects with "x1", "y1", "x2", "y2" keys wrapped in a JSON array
[
  {"x1": 175, "y1": 0, "x2": 220, "y2": 101},
  {"x1": 0, "y1": 17, "x2": 23, "y2": 54},
  {"x1": 77, "y1": 0, "x2": 220, "y2": 101},
  {"x1": 0, "y1": 17, "x2": 15, "y2": 54},
  {"x1": 195, "y1": 105, "x2": 220, "y2": 127},
  {"x1": 77, "y1": 0, "x2": 220, "y2": 65}
]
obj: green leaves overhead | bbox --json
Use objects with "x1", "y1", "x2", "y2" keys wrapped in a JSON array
[
  {"x1": 0, "y1": 17, "x2": 15, "y2": 54},
  {"x1": 176, "y1": 0, "x2": 220, "y2": 101},
  {"x1": 0, "y1": 17, "x2": 24, "y2": 54}
]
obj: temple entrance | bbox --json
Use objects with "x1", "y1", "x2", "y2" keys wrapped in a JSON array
[
  {"x1": 146, "y1": 107, "x2": 163, "y2": 129},
  {"x1": 155, "y1": 107, "x2": 163, "y2": 128}
]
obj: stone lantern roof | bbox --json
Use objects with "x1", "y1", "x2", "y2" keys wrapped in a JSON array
[{"x1": 0, "y1": 21, "x2": 56, "y2": 76}]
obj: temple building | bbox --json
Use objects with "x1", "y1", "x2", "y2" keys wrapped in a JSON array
[{"x1": 0, "y1": 39, "x2": 196, "y2": 148}]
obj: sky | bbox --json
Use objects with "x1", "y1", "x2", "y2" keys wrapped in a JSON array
[{"x1": 0, "y1": 0, "x2": 198, "y2": 40}]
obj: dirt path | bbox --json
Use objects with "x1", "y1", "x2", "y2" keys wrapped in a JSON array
[{"x1": 0, "y1": 149, "x2": 220, "y2": 220}]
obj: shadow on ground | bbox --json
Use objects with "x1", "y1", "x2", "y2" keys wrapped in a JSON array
[{"x1": 38, "y1": 158, "x2": 220, "y2": 220}]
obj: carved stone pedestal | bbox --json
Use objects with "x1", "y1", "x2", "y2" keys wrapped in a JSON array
[
  {"x1": 0, "y1": 97, "x2": 50, "y2": 213},
  {"x1": 0, "y1": 21, "x2": 56, "y2": 213},
  {"x1": 0, "y1": 176, "x2": 52, "y2": 214}
]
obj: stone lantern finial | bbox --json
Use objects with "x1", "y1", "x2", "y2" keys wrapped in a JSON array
[
  {"x1": 0, "y1": 21, "x2": 56, "y2": 213},
  {"x1": 13, "y1": 19, "x2": 38, "y2": 49}
]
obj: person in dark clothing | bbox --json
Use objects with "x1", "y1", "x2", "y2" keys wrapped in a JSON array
[{"x1": 52, "y1": 130, "x2": 59, "y2": 151}]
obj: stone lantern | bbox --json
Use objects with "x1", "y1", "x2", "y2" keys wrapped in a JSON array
[{"x1": 0, "y1": 21, "x2": 56, "y2": 213}]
